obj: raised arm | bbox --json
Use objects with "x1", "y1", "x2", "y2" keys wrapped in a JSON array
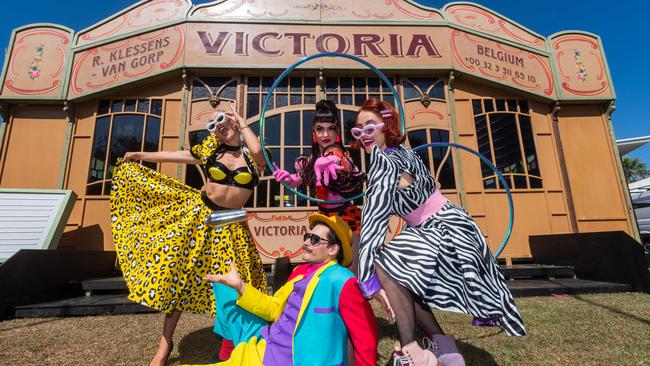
[
  {"x1": 226, "y1": 101, "x2": 266, "y2": 167},
  {"x1": 122, "y1": 150, "x2": 200, "y2": 164}
]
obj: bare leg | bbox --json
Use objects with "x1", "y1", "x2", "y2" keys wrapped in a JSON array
[
  {"x1": 150, "y1": 310, "x2": 181, "y2": 366},
  {"x1": 414, "y1": 298, "x2": 444, "y2": 336},
  {"x1": 376, "y1": 266, "x2": 416, "y2": 346},
  {"x1": 349, "y1": 235, "x2": 360, "y2": 276}
]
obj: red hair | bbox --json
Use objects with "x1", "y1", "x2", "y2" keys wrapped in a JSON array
[{"x1": 351, "y1": 98, "x2": 404, "y2": 149}]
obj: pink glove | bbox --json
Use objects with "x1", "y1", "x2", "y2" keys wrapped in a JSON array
[
  {"x1": 272, "y1": 162, "x2": 302, "y2": 188},
  {"x1": 314, "y1": 155, "x2": 345, "y2": 187}
]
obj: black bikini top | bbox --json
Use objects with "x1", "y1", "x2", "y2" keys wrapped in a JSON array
[{"x1": 205, "y1": 146, "x2": 259, "y2": 190}]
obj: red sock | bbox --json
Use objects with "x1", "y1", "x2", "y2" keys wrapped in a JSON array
[{"x1": 219, "y1": 339, "x2": 235, "y2": 361}]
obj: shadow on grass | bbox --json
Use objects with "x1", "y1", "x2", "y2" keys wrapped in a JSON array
[
  {"x1": 0, "y1": 317, "x2": 63, "y2": 333},
  {"x1": 172, "y1": 326, "x2": 221, "y2": 365},
  {"x1": 571, "y1": 293, "x2": 650, "y2": 327}
]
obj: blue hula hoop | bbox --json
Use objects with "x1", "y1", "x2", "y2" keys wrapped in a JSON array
[
  {"x1": 412, "y1": 142, "x2": 514, "y2": 258},
  {"x1": 260, "y1": 52, "x2": 405, "y2": 205}
]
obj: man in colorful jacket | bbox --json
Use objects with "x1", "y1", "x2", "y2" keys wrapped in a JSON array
[{"x1": 201, "y1": 213, "x2": 378, "y2": 366}]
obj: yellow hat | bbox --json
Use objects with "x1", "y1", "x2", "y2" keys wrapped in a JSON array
[{"x1": 308, "y1": 213, "x2": 353, "y2": 267}]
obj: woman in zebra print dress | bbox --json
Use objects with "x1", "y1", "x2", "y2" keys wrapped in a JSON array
[{"x1": 353, "y1": 99, "x2": 526, "y2": 365}]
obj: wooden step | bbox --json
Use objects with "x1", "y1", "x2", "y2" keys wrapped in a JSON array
[
  {"x1": 506, "y1": 278, "x2": 632, "y2": 297},
  {"x1": 14, "y1": 294, "x2": 155, "y2": 318},
  {"x1": 499, "y1": 264, "x2": 575, "y2": 279}
]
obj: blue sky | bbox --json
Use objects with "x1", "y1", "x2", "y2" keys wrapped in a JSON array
[{"x1": 1, "y1": 1, "x2": 647, "y2": 163}]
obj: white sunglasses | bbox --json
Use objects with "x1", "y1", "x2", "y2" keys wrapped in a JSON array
[
  {"x1": 350, "y1": 122, "x2": 384, "y2": 140},
  {"x1": 206, "y1": 112, "x2": 226, "y2": 132}
]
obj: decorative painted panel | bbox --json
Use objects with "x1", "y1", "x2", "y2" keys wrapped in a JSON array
[
  {"x1": 550, "y1": 32, "x2": 614, "y2": 99},
  {"x1": 76, "y1": 0, "x2": 191, "y2": 46},
  {"x1": 191, "y1": 0, "x2": 443, "y2": 22},
  {"x1": 1, "y1": 26, "x2": 71, "y2": 98},
  {"x1": 445, "y1": 3, "x2": 547, "y2": 51},
  {"x1": 451, "y1": 30, "x2": 555, "y2": 98},
  {"x1": 69, "y1": 25, "x2": 185, "y2": 98}
]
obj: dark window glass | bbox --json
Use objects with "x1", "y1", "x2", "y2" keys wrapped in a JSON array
[
  {"x1": 489, "y1": 113, "x2": 521, "y2": 175},
  {"x1": 284, "y1": 148, "x2": 301, "y2": 173},
  {"x1": 367, "y1": 78, "x2": 379, "y2": 92},
  {"x1": 290, "y1": 77, "x2": 301, "y2": 92},
  {"x1": 247, "y1": 94, "x2": 259, "y2": 118},
  {"x1": 495, "y1": 99, "x2": 506, "y2": 111},
  {"x1": 483, "y1": 176, "x2": 497, "y2": 189},
  {"x1": 530, "y1": 177, "x2": 543, "y2": 188},
  {"x1": 98, "y1": 100, "x2": 110, "y2": 115},
  {"x1": 428, "y1": 81, "x2": 445, "y2": 100},
  {"x1": 276, "y1": 78, "x2": 288, "y2": 93},
  {"x1": 474, "y1": 114, "x2": 492, "y2": 178},
  {"x1": 507, "y1": 99, "x2": 517, "y2": 112},
  {"x1": 222, "y1": 83, "x2": 237, "y2": 100},
  {"x1": 519, "y1": 100, "x2": 529, "y2": 113},
  {"x1": 519, "y1": 115, "x2": 541, "y2": 180},
  {"x1": 472, "y1": 100, "x2": 483, "y2": 115},
  {"x1": 263, "y1": 114, "x2": 281, "y2": 146},
  {"x1": 284, "y1": 111, "x2": 301, "y2": 146},
  {"x1": 262, "y1": 77, "x2": 273, "y2": 92},
  {"x1": 304, "y1": 94, "x2": 316, "y2": 105},
  {"x1": 430, "y1": 129, "x2": 455, "y2": 189},
  {"x1": 277, "y1": 94, "x2": 288, "y2": 108},
  {"x1": 355, "y1": 95, "x2": 365, "y2": 106},
  {"x1": 124, "y1": 99, "x2": 137, "y2": 112},
  {"x1": 185, "y1": 130, "x2": 209, "y2": 189},
  {"x1": 302, "y1": 110, "x2": 315, "y2": 145},
  {"x1": 326, "y1": 77, "x2": 338, "y2": 93},
  {"x1": 290, "y1": 94, "x2": 302, "y2": 106},
  {"x1": 403, "y1": 81, "x2": 420, "y2": 100},
  {"x1": 513, "y1": 175, "x2": 528, "y2": 189},
  {"x1": 326, "y1": 94, "x2": 338, "y2": 104},
  {"x1": 248, "y1": 122, "x2": 259, "y2": 137},
  {"x1": 107, "y1": 115, "x2": 145, "y2": 180},
  {"x1": 111, "y1": 100, "x2": 123, "y2": 113},
  {"x1": 343, "y1": 110, "x2": 357, "y2": 145},
  {"x1": 270, "y1": 180, "x2": 282, "y2": 208},
  {"x1": 304, "y1": 77, "x2": 316, "y2": 93},
  {"x1": 151, "y1": 99, "x2": 162, "y2": 116},
  {"x1": 340, "y1": 78, "x2": 352, "y2": 92},
  {"x1": 407, "y1": 130, "x2": 430, "y2": 168},
  {"x1": 354, "y1": 78, "x2": 365, "y2": 92},
  {"x1": 87, "y1": 116, "x2": 110, "y2": 193},
  {"x1": 248, "y1": 76, "x2": 260, "y2": 92},
  {"x1": 137, "y1": 99, "x2": 149, "y2": 113},
  {"x1": 483, "y1": 99, "x2": 494, "y2": 113},
  {"x1": 256, "y1": 181, "x2": 268, "y2": 207}
]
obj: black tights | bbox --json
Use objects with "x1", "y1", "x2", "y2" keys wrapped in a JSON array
[{"x1": 376, "y1": 266, "x2": 444, "y2": 346}]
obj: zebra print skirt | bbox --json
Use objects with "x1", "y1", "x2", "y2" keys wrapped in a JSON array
[{"x1": 376, "y1": 201, "x2": 527, "y2": 336}]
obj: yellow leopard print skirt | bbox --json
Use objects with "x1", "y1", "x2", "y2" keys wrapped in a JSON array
[{"x1": 110, "y1": 161, "x2": 267, "y2": 316}]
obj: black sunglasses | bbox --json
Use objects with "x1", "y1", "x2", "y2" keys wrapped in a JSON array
[{"x1": 303, "y1": 233, "x2": 330, "y2": 246}]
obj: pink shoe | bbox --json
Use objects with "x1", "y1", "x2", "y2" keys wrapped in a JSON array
[
  {"x1": 422, "y1": 335, "x2": 465, "y2": 366},
  {"x1": 402, "y1": 341, "x2": 438, "y2": 366}
]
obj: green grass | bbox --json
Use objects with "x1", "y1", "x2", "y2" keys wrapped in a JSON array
[{"x1": 0, "y1": 293, "x2": 648, "y2": 365}]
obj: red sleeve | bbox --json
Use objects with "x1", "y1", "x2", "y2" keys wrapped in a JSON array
[{"x1": 339, "y1": 278, "x2": 378, "y2": 366}]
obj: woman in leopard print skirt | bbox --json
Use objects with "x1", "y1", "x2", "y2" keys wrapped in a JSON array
[{"x1": 110, "y1": 102, "x2": 266, "y2": 366}]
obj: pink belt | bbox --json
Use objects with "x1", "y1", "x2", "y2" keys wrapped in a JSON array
[{"x1": 402, "y1": 190, "x2": 448, "y2": 227}]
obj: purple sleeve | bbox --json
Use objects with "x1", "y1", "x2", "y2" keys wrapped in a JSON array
[{"x1": 358, "y1": 273, "x2": 382, "y2": 298}]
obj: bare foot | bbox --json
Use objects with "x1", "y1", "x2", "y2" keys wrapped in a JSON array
[{"x1": 149, "y1": 339, "x2": 173, "y2": 366}]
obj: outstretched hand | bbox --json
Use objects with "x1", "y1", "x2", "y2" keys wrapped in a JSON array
[
  {"x1": 203, "y1": 262, "x2": 246, "y2": 294},
  {"x1": 225, "y1": 101, "x2": 246, "y2": 129},
  {"x1": 373, "y1": 289, "x2": 395, "y2": 322},
  {"x1": 272, "y1": 162, "x2": 302, "y2": 188},
  {"x1": 314, "y1": 155, "x2": 345, "y2": 187}
]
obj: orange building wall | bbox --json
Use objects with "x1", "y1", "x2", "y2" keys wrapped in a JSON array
[
  {"x1": 0, "y1": 106, "x2": 67, "y2": 189},
  {"x1": 556, "y1": 105, "x2": 634, "y2": 234}
]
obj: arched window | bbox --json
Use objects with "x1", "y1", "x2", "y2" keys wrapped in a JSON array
[
  {"x1": 472, "y1": 98, "x2": 542, "y2": 189},
  {"x1": 406, "y1": 128, "x2": 456, "y2": 189},
  {"x1": 86, "y1": 98, "x2": 162, "y2": 195}
]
